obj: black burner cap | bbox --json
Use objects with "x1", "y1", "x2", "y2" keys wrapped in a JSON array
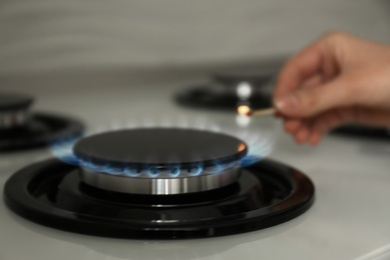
[
  {"x1": 212, "y1": 72, "x2": 273, "y2": 87},
  {"x1": 74, "y1": 128, "x2": 248, "y2": 168},
  {"x1": 175, "y1": 74, "x2": 274, "y2": 111},
  {"x1": 0, "y1": 93, "x2": 34, "y2": 112}
]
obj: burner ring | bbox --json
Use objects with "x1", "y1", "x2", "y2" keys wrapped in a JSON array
[
  {"x1": 73, "y1": 128, "x2": 248, "y2": 194},
  {"x1": 0, "y1": 110, "x2": 29, "y2": 129},
  {"x1": 175, "y1": 73, "x2": 275, "y2": 111},
  {"x1": 0, "y1": 112, "x2": 84, "y2": 152},
  {"x1": 3, "y1": 158, "x2": 315, "y2": 239},
  {"x1": 81, "y1": 168, "x2": 240, "y2": 195},
  {"x1": 0, "y1": 93, "x2": 33, "y2": 129},
  {"x1": 0, "y1": 93, "x2": 85, "y2": 152}
]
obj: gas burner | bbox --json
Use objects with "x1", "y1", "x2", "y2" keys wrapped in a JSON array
[
  {"x1": 74, "y1": 128, "x2": 247, "y2": 195},
  {"x1": 0, "y1": 93, "x2": 33, "y2": 129},
  {"x1": 4, "y1": 128, "x2": 314, "y2": 239},
  {"x1": 175, "y1": 72, "x2": 274, "y2": 111},
  {"x1": 0, "y1": 93, "x2": 84, "y2": 152},
  {"x1": 332, "y1": 125, "x2": 390, "y2": 140}
]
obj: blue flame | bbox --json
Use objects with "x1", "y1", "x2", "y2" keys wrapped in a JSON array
[
  {"x1": 123, "y1": 167, "x2": 140, "y2": 177},
  {"x1": 169, "y1": 166, "x2": 181, "y2": 177},
  {"x1": 50, "y1": 122, "x2": 275, "y2": 178},
  {"x1": 50, "y1": 137, "x2": 80, "y2": 166},
  {"x1": 147, "y1": 167, "x2": 160, "y2": 177},
  {"x1": 82, "y1": 160, "x2": 105, "y2": 173},
  {"x1": 204, "y1": 161, "x2": 237, "y2": 174},
  {"x1": 50, "y1": 135, "x2": 270, "y2": 177},
  {"x1": 189, "y1": 165, "x2": 203, "y2": 176},
  {"x1": 106, "y1": 165, "x2": 123, "y2": 175},
  {"x1": 239, "y1": 155, "x2": 262, "y2": 167}
]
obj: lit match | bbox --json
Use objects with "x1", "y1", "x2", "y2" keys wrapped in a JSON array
[
  {"x1": 237, "y1": 105, "x2": 252, "y2": 116},
  {"x1": 237, "y1": 105, "x2": 275, "y2": 117}
]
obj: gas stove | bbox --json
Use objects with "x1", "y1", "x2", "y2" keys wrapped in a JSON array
[
  {"x1": 0, "y1": 72, "x2": 390, "y2": 260},
  {"x1": 0, "y1": 93, "x2": 84, "y2": 152},
  {"x1": 4, "y1": 128, "x2": 314, "y2": 239}
]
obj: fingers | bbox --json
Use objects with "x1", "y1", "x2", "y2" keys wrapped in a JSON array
[
  {"x1": 283, "y1": 109, "x2": 356, "y2": 145},
  {"x1": 282, "y1": 107, "x2": 390, "y2": 145},
  {"x1": 273, "y1": 31, "x2": 390, "y2": 146},
  {"x1": 274, "y1": 76, "x2": 351, "y2": 118},
  {"x1": 310, "y1": 109, "x2": 350, "y2": 134},
  {"x1": 295, "y1": 122, "x2": 312, "y2": 143},
  {"x1": 310, "y1": 107, "x2": 390, "y2": 134},
  {"x1": 308, "y1": 131, "x2": 322, "y2": 145},
  {"x1": 284, "y1": 118, "x2": 319, "y2": 144},
  {"x1": 284, "y1": 119, "x2": 302, "y2": 133},
  {"x1": 301, "y1": 74, "x2": 324, "y2": 89},
  {"x1": 274, "y1": 41, "x2": 324, "y2": 99},
  {"x1": 273, "y1": 32, "x2": 350, "y2": 119},
  {"x1": 274, "y1": 32, "x2": 343, "y2": 99},
  {"x1": 284, "y1": 118, "x2": 324, "y2": 145},
  {"x1": 349, "y1": 107, "x2": 390, "y2": 126}
]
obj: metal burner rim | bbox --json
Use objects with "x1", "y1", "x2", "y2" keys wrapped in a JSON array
[
  {"x1": 0, "y1": 110, "x2": 29, "y2": 129},
  {"x1": 80, "y1": 167, "x2": 240, "y2": 195}
]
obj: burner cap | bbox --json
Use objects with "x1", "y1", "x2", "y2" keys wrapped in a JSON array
[
  {"x1": 73, "y1": 128, "x2": 247, "y2": 195},
  {"x1": 74, "y1": 128, "x2": 248, "y2": 168},
  {"x1": 0, "y1": 93, "x2": 84, "y2": 152},
  {"x1": 175, "y1": 73, "x2": 274, "y2": 111},
  {"x1": 0, "y1": 93, "x2": 34, "y2": 112},
  {"x1": 212, "y1": 73, "x2": 273, "y2": 87},
  {"x1": 0, "y1": 113, "x2": 84, "y2": 152},
  {"x1": 0, "y1": 93, "x2": 34, "y2": 130}
]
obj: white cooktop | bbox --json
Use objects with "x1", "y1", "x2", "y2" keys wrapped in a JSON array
[{"x1": 0, "y1": 73, "x2": 390, "y2": 260}]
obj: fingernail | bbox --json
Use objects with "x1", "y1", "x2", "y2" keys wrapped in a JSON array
[{"x1": 275, "y1": 95, "x2": 299, "y2": 112}]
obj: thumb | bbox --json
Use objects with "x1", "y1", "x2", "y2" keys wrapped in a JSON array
[{"x1": 273, "y1": 77, "x2": 351, "y2": 118}]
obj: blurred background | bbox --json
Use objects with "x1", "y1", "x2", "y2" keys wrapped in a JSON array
[
  {"x1": 1, "y1": 0, "x2": 389, "y2": 136},
  {"x1": 0, "y1": 0, "x2": 389, "y2": 78}
]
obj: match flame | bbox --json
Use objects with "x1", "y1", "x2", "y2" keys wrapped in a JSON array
[
  {"x1": 237, "y1": 143, "x2": 246, "y2": 152},
  {"x1": 237, "y1": 105, "x2": 251, "y2": 116}
]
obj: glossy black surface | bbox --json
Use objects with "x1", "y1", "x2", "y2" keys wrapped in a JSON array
[
  {"x1": 74, "y1": 129, "x2": 248, "y2": 168},
  {"x1": 333, "y1": 125, "x2": 390, "y2": 140},
  {"x1": 0, "y1": 113, "x2": 84, "y2": 152},
  {"x1": 213, "y1": 73, "x2": 273, "y2": 88},
  {"x1": 176, "y1": 86, "x2": 272, "y2": 111},
  {"x1": 175, "y1": 74, "x2": 273, "y2": 111},
  {"x1": 0, "y1": 93, "x2": 34, "y2": 111},
  {"x1": 4, "y1": 158, "x2": 315, "y2": 239}
]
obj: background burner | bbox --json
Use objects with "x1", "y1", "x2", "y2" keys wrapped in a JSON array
[
  {"x1": 3, "y1": 158, "x2": 315, "y2": 239},
  {"x1": 175, "y1": 72, "x2": 274, "y2": 111},
  {"x1": 0, "y1": 93, "x2": 33, "y2": 129},
  {"x1": 175, "y1": 71, "x2": 390, "y2": 140},
  {"x1": 0, "y1": 92, "x2": 85, "y2": 152},
  {"x1": 73, "y1": 128, "x2": 248, "y2": 195}
]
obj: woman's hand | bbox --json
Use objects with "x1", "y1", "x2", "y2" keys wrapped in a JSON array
[{"x1": 273, "y1": 32, "x2": 390, "y2": 144}]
